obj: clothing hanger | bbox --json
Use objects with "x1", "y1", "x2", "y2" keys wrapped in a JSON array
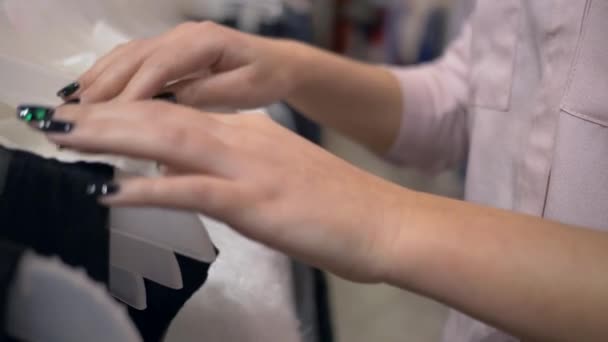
[
  {"x1": 110, "y1": 266, "x2": 148, "y2": 311},
  {"x1": 111, "y1": 203, "x2": 217, "y2": 264},
  {"x1": 111, "y1": 232, "x2": 184, "y2": 290}
]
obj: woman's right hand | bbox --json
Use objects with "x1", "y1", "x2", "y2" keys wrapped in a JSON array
[{"x1": 62, "y1": 22, "x2": 304, "y2": 109}]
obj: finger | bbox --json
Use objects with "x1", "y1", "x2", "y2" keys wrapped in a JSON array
[
  {"x1": 166, "y1": 67, "x2": 263, "y2": 109},
  {"x1": 117, "y1": 37, "x2": 223, "y2": 101},
  {"x1": 159, "y1": 165, "x2": 189, "y2": 176},
  {"x1": 74, "y1": 42, "x2": 132, "y2": 97},
  {"x1": 46, "y1": 102, "x2": 233, "y2": 174},
  {"x1": 80, "y1": 40, "x2": 159, "y2": 103},
  {"x1": 99, "y1": 175, "x2": 244, "y2": 219}
]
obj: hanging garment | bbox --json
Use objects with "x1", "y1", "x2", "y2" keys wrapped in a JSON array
[
  {"x1": 1, "y1": 97, "x2": 216, "y2": 298},
  {"x1": 0, "y1": 147, "x2": 113, "y2": 283},
  {"x1": 0, "y1": 147, "x2": 214, "y2": 341},
  {"x1": 0, "y1": 240, "x2": 25, "y2": 342}
]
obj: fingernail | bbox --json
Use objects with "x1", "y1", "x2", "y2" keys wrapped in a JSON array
[
  {"x1": 17, "y1": 105, "x2": 54, "y2": 122},
  {"x1": 35, "y1": 120, "x2": 74, "y2": 133},
  {"x1": 153, "y1": 92, "x2": 177, "y2": 103},
  {"x1": 57, "y1": 82, "x2": 80, "y2": 98},
  {"x1": 86, "y1": 182, "x2": 120, "y2": 197},
  {"x1": 65, "y1": 98, "x2": 81, "y2": 104}
]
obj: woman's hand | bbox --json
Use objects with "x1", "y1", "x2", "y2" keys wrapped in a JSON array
[
  {"x1": 42, "y1": 101, "x2": 407, "y2": 283},
  {"x1": 60, "y1": 22, "x2": 304, "y2": 109},
  {"x1": 59, "y1": 21, "x2": 404, "y2": 154}
]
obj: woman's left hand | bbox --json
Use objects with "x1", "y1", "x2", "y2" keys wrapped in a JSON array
[{"x1": 39, "y1": 101, "x2": 408, "y2": 284}]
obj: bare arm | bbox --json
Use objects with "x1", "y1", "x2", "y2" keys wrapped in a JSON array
[
  {"x1": 387, "y1": 190, "x2": 608, "y2": 342},
  {"x1": 286, "y1": 44, "x2": 403, "y2": 153},
  {"x1": 287, "y1": 23, "x2": 473, "y2": 169}
]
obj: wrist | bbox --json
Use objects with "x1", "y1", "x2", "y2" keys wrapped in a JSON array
[
  {"x1": 274, "y1": 39, "x2": 318, "y2": 99},
  {"x1": 373, "y1": 185, "x2": 422, "y2": 288},
  {"x1": 325, "y1": 172, "x2": 419, "y2": 284}
]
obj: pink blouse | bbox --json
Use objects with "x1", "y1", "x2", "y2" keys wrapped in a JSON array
[{"x1": 386, "y1": 1, "x2": 608, "y2": 341}]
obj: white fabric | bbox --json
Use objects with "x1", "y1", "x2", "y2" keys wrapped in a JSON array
[
  {"x1": 166, "y1": 218, "x2": 301, "y2": 342},
  {"x1": 6, "y1": 252, "x2": 142, "y2": 342}
]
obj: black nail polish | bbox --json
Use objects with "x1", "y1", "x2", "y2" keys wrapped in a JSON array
[
  {"x1": 57, "y1": 82, "x2": 80, "y2": 98},
  {"x1": 65, "y1": 98, "x2": 80, "y2": 104},
  {"x1": 17, "y1": 105, "x2": 54, "y2": 122},
  {"x1": 35, "y1": 120, "x2": 74, "y2": 133},
  {"x1": 153, "y1": 92, "x2": 177, "y2": 103},
  {"x1": 86, "y1": 182, "x2": 120, "y2": 197}
]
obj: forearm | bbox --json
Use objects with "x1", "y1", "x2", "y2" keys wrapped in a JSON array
[
  {"x1": 284, "y1": 41, "x2": 403, "y2": 153},
  {"x1": 385, "y1": 190, "x2": 608, "y2": 341}
]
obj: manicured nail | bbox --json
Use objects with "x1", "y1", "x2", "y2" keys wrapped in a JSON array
[
  {"x1": 153, "y1": 92, "x2": 177, "y2": 103},
  {"x1": 57, "y1": 82, "x2": 80, "y2": 98},
  {"x1": 35, "y1": 120, "x2": 74, "y2": 133},
  {"x1": 17, "y1": 105, "x2": 54, "y2": 122},
  {"x1": 86, "y1": 182, "x2": 120, "y2": 197}
]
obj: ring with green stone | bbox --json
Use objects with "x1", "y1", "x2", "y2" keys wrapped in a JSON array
[{"x1": 17, "y1": 105, "x2": 54, "y2": 122}]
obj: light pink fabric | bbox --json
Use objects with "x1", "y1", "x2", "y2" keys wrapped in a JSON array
[
  {"x1": 386, "y1": 24, "x2": 471, "y2": 172},
  {"x1": 385, "y1": 0, "x2": 608, "y2": 341}
]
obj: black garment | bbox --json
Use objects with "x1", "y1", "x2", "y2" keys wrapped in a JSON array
[
  {"x1": 0, "y1": 148, "x2": 112, "y2": 283},
  {"x1": 0, "y1": 240, "x2": 25, "y2": 342},
  {"x1": 128, "y1": 255, "x2": 212, "y2": 342},
  {"x1": 0, "y1": 147, "x2": 111, "y2": 341},
  {"x1": 0, "y1": 147, "x2": 213, "y2": 341}
]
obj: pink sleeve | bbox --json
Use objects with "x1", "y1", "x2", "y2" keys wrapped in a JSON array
[{"x1": 385, "y1": 23, "x2": 472, "y2": 172}]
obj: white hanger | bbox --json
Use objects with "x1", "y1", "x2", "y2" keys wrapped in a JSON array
[
  {"x1": 111, "y1": 231, "x2": 184, "y2": 290},
  {"x1": 111, "y1": 206, "x2": 217, "y2": 264},
  {"x1": 110, "y1": 266, "x2": 148, "y2": 311}
]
